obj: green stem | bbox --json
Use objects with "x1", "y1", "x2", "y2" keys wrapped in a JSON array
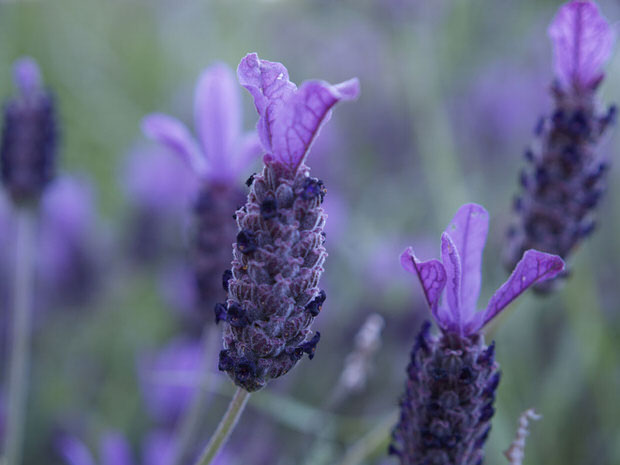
[
  {"x1": 194, "y1": 387, "x2": 250, "y2": 465},
  {"x1": 170, "y1": 325, "x2": 220, "y2": 465},
  {"x1": 2, "y1": 208, "x2": 36, "y2": 465}
]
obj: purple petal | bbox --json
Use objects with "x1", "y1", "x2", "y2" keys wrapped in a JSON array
[
  {"x1": 194, "y1": 63, "x2": 241, "y2": 171},
  {"x1": 13, "y1": 56, "x2": 42, "y2": 95},
  {"x1": 400, "y1": 247, "x2": 448, "y2": 328},
  {"x1": 230, "y1": 131, "x2": 263, "y2": 179},
  {"x1": 440, "y1": 233, "x2": 463, "y2": 328},
  {"x1": 238, "y1": 53, "x2": 360, "y2": 173},
  {"x1": 548, "y1": 1, "x2": 615, "y2": 90},
  {"x1": 142, "y1": 430, "x2": 175, "y2": 465},
  {"x1": 444, "y1": 203, "x2": 489, "y2": 312},
  {"x1": 141, "y1": 113, "x2": 207, "y2": 176},
  {"x1": 56, "y1": 435, "x2": 97, "y2": 465},
  {"x1": 101, "y1": 432, "x2": 134, "y2": 465},
  {"x1": 481, "y1": 250, "x2": 565, "y2": 330}
]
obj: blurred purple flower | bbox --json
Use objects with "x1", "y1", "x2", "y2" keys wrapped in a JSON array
[
  {"x1": 38, "y1": 175, "x2": 103, "y2": 307},
  {"x1": 138, "y1": 337, "x2": 203, "y2": 426},
  {"x1": 142, "y1": 63, "x2": 262, "y2": 182},
  {"x1": 402, "y1": 203, "x2": 564, "y2": 336},
  {"x1": 1, "y1": 56, "x2": 57, "y2": 204},
  {"x1": 548, "y1": 0, "x2": 615, "y2": 92},
  {"x1": 216, "y1": 53, "x2": 359, "y2": 391}
]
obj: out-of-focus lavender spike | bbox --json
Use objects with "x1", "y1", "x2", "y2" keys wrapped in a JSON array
[
  {"x1": 392, "y1": 204, "x2": 563, "y2": 464},
  {"x1": 505, "y1": 0, "x2": 616, "y2": 292},
  {"x1": 216, "y1": 53, "x2": 359, "y2": 391},
  {"x1": 504, "y1": 409, "x2": 542, "y2": 465},
  {"x1": 1, "y1": 57, "x2": 57, "y2": 205}
]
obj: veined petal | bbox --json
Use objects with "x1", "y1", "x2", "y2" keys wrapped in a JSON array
[
  {"x1": 101, "y1": 433, "x2": 134, "y2": 465},
  {"x1": 481, "y1": 250, "x2": 565, "y2": 330},
  {"x1": 441, "y1": 232, "x2": 463, "y2": 329},
  {"x1": 56, "y1": 435, "x2": 97, "y2": 465},
  {"x1": 141, "y1": 113, "x2": 207, "y2": 176},
  {"x1": 548, "y1": 1, "x2": 615, "y2": 90},
  {"x1": 194, "y1": 63, "x2": 241, "y2": 171},
  {"x1": 238, "y1": 53, "x2": 360, "y2": 174},
  {"x1": 400, "y1": 247, "x2": 448, "y2": 328},
  {"x1": 444, "y1": 203, "x2": 489, "y2": 312}
]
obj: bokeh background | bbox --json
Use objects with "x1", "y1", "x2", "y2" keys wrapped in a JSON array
[{"x1": 1, "y1": 0, "x2": 620, "y2": 464}]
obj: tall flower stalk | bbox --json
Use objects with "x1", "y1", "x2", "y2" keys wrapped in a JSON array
[
  {"x1": 0, "y1": 57, "x2": 58, "y2": 465},
  {"x1": 505, "y1": 0, "x2": 616, "y2": 291},
  {"x1": 194, "y1": 53, "x2": 359, "y2": 465},
  {"x1": 391, "y1": 204, "x2": 564, "y2": 465}
]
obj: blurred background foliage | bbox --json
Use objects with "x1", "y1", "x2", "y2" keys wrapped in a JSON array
[{"x1": 1, "y1": 0, "x2": 620, "y2": 464}]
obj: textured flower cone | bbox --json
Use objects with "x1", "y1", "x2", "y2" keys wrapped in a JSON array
[
  {"x1": 390, "y1": 323, "x2": 500, "y2": 465},
  {"x1": 505, "y1": 86, "x2": 615, "y2": 291},
  {"x1": 1, "y1": 81, "x2": 57, "y2": 205},
  {"x1": 218, "y1": 161, "x2": 326, "y2": 391},
  {"x1": 193, "y1": 181, "x2": 246, "y2": 315}
]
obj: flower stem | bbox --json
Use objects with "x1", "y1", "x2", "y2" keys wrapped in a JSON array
[
  {"x1": 2, "y1": 208, "x2": 36, "y2": 465},
  {"x1": 170, "y1": 325, "x2": 220, "y2": 465},
  {"x1": 194, "y1": 386, "x2": 250, "y2": 465}
]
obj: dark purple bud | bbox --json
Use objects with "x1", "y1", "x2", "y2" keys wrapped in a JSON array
[
  {"x1": 479, "y1": 402, "x2": 495, "y2": 423},
  {"x1": 236, "y1": 229, "x2": 257, "y2": 254},
  {"x1": 305, "y1": 290, "x2": 326, "y2": 317},
  {"x1": 226, "y1": 302, "x2": 250, "y2": 327},
  {"x1": 483, "y1": 371, "x2": 501, "y2": 398},
  {"x1": 478, "y1": 341, "x2": 495, "y2": 365},
  {"x1": 245, "y1": 173, "x2": 256, "y2": 187},
  {"x1": 214, "y1": 303, "x2": 227, "y2": 324},
  {"x1": 300, "y1": 177, "x2": 326, "y2": 202},
  {"x1": 299, "y1": 331, "x2": 320, "y2": 360},
  {"x1": 222, "y1": 269, "x2": 233, "y2": 292},
  {"x1": 235, "y1": 359, "x2": 257, "y2": 382},
  {"x1": 218, "y1": 350, "x2": 234, "y2": 372},
  {"x1": 260, "y1": 194, "x2": 278, "y2": 219}
]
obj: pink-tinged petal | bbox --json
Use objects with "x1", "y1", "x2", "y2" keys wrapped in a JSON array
[
  {"x1": 194, "y1": 63, "x2": 241, "y2": 170},
  {"x1": 56, "y1": 435, "x2": 97, "y2": 465},
  {"x1": 441, "y1": 232, "x2": 463, "y2": 329},
  {"x1": 101, "y1": 432, "x2": 134, "y2": 465},
  {"x1": 481, "y1": 250, "x2": 565, "y2": 330},
  {"x1": 237, "y1": 53, "x2": 296, "y2": 153},
  {"x1": 13, "y1": 56, "x2": 42, "y2": 95},
  {"x1": 141, "y1": 113, "x2": 207, "y2": 176},
  {"x1": 444, "y1": 203, "x2": 489, "y2": 312},
  {"x1": 238, "y1": 53, "x2": 360, "y2": 173},
  {"x1": 548, "y1": 1, "x2": 615, "y2": 90},
  {"x1": 400, "y1": 247, "x2": 448, "y2": 327}
]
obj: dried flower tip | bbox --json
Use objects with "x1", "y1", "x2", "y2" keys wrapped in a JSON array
[
  {"x1": 504, "y1": 409, "x2": 542, "y2": 465},
  {"x1": 305, "y1": 290, "x2": 327, "y2": 317},
  {"x1": 222, "y1": 269, "x2": 233, "y2": 292}
]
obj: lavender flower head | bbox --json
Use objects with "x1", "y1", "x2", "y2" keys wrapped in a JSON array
[
  {"x1": 142, "y1": 63, "x2": 261, "y2": 314},
  {"x1": 391, "y1": 204, "x2": 564, "y2": 465},
  {"x1": 1, "y1": 57, "x2": 57, "y2": 205},
  {"x1": 505, "y1": 1, "x2": 615, "y2": 289},
  {"x1": 216, "y1": 53, "x2": 360, "y2": 391}
]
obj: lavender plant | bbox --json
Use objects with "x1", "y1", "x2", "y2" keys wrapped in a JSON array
[
  {"x1": 143, "y1": 63, "x2": 261, "y2": 318},
  {"x1": 194, "y1": 53, "x2": 359, "y2": 465},
  {"x1": 505, "y1": 0, "x2": 616, "y2": 290},
  {"x1": 0, "y1": 57, "x2": 58, "y2": 465},
  {"x1": 391, "y1": 203, "x2": 564, "y2": 465}
]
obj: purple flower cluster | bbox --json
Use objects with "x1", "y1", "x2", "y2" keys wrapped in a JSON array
[
  {"x1": 505, "y1": 0, "x2": 616, "y2": 290},
  {"x1": 217, "y1": 53, "x2": 359, "y2": 391},
  {"x1": 391, "y1": 204, "x2": 564, "y2": 464},
  {"x1": 1, "y1": 57, "x2": 57, "y2": 205}
]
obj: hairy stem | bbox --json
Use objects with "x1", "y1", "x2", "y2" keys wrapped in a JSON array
[
  {"x1": 194, "y1": 387, "x2": 250, "y2": 465},
  {"x1": 2, "y1": 208, "x2": 37, "y2": 465}
]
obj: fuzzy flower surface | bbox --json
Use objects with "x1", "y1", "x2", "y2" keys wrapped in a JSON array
[
  {"x1": 391, "y1": 204, "x2": 563, "y2": 465},
  {"x1": 505, "y1": 0, "x2": 615, "y2": 289},
  {"x1": 217, "y1": 53, "x2": 359, "y2": 391},
  {"x1": 142, "y1": 63, "x2": 260, "y2": 315}
]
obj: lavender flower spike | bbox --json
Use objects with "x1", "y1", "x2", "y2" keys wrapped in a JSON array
[
  {"x1": 142, "y1": 63, "x2": 261, "y2": 314},
  {"x1": 1, "y1": 57, "x2": 57, "y2": 205},
  {"x1": 390, "y1": 204, "x2": 563, "y2": 465},
  {"x1": 505, "y1": 1, "x2": 615, "y2": 291},
  {"x1": 217, "y1": 53, "x2": 359, "y2": 391}
]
